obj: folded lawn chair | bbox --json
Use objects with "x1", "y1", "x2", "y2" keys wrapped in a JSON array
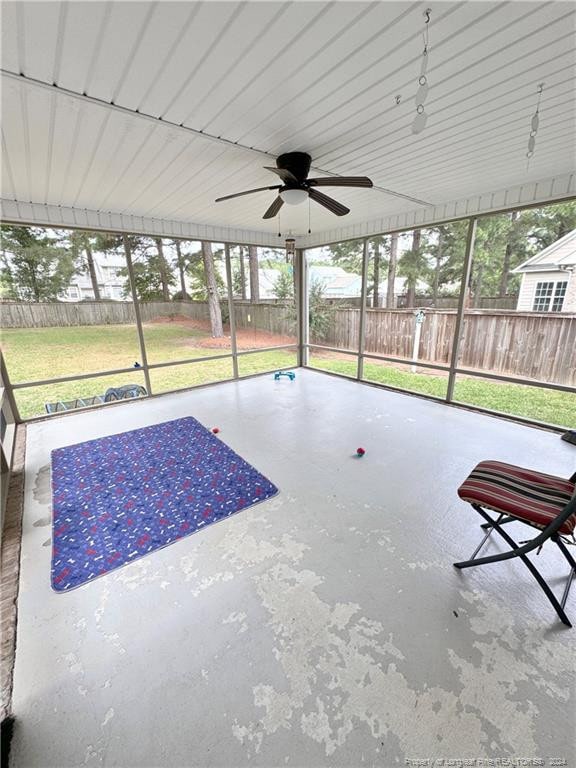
[
  {"x1": 45, "y1": 384, "x2": 147, "y2": 414},
  {"x1": 454, "y1": 460, "x2": 576, "y2": 627}
]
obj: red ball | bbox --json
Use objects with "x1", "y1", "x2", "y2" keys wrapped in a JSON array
[
  {"x1": 212, "y1": 427, "x2": 220, "y2": 434},
  {"x1": 356, "y1": 447, "x2": 365, "y2": 456}
]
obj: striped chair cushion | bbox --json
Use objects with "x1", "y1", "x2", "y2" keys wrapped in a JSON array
[{"x1": 458, "y1": 460, "x2": 576, "y2": 535}]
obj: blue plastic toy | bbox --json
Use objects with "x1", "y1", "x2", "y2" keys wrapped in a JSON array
[{"x1": 274, "y1": 370, "x2": 295, "y2": 381}]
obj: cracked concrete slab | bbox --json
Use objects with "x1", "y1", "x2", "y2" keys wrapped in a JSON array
[{"x1": 10, "y1": 370, "x2": 575, "y2": 767}]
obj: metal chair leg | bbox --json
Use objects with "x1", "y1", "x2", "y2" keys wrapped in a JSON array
[
  {"x1": 553, "y1": 535, "x2": 576, "y2": 611},
  {"x1": 480, "y1": 515, "x2": 515, "y2": 530},
  {"x1": 454, "y1": 505, "x2": 572, "y2": 627},
  {"x1": 468, "y1": 512, "x2": 504, "y2": 560}
]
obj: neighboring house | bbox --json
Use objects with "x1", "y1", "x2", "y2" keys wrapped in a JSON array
[
  {"x1": 308, "y1": 265, "x2": 428, "y2": 304},
  {"x1": 308, "y1": 266, "x2": 363, "y2": 298},
  {"x1": 257, "y1": 268, "x2": 289, "y2": 299},
  {"x1": 514, "y1": 229, "x2": 576, "y2": 312},
  {"x1": 375, "y1": 277, "x2": 429, "y2": 306},
  {"x1": 59, "y1": 252, "x2": 127, "y2": 301}
]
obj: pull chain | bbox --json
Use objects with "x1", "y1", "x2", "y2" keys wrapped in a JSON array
[{"x1": 308, "y1": 197, "x2": 311, "y2": 235}]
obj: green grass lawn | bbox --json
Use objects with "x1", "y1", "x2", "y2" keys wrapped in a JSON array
[
  {"x1": 1, "y1": 324, "x2": 296, "y2": 419},
  {"x1": 1, "y1": 324, "x2": 216, "y2": 382},
  {"x1": 2, "y1": 323, "x2": 573, "y2": 427},
  {"x1": 310, "y1": 357, "x2": 576, "y2": 428}
]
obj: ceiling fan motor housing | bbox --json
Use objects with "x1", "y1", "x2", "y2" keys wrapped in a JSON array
[{"x1": 276, "y1": 152, "x2": 312, "y2": 184}]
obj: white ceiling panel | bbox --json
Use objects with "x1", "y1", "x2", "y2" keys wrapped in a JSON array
[
  {"x1": 18, "y1": 2, "x2": 60, "y2": 81},
  {"x1": 0, "y1": 2, "x2": 19, "y2": 74},
  {"x1": 1, "y1": 0, "x2": 575, "y2": 246}
]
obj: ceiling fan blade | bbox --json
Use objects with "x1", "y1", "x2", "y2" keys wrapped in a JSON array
[
  {"x1": 264, "y1": 166, "x2": 299, "y2": 184},
  {"x1": 308, "y1": 188, "x2": 350, "y2": 216},
  {"x1": 215, "y1": 185, "x2": 281, "y2": 202},
  {"x1": 262, "y1": 196, "x2": 284, "y2": 219},
  {"x1": 308, "y1": 176, "x2": 373, "y2": 188}
]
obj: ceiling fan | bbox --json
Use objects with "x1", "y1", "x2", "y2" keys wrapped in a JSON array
[{"x1": 215, "y1": 152, "x2": 372, "y2": 219}]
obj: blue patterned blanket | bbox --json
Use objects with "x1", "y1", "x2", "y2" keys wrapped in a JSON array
[{"x1": 50, "y1": 417, "x2": 278, "y2": 591}]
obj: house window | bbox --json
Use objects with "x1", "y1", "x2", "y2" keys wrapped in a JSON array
[
  {"x1": 533, "y1": 281, "x2": 567, "y2": 312},
  {"x1": 60, "y1": 285, "x2": 80, "y2": 300},
  {"x1": 551, "y1": 281, "x2": 567, "y2": 312},
  {"x1": 101, "y1": 266, "x2": 118, "y2": 280}
]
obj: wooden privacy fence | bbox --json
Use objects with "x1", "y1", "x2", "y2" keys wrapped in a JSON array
[
  {"x1": 233, "y1": 302, "x2": 296, "y2": 336},
  {"x1": 1, "y1": 301, "x2": 574, "y2": 385},
  {"x1": 0, "y1": 300, "x2": 210, "y2": 328},
  {"x1": 320, "y1": 308, "x2": 576, "y2": 386},
  {"x1": 405, "y1": 295, "x2": 518, "y2": 310},
  {"x1": 0, "y1": 299, "x2": 296, "y2": 336}
]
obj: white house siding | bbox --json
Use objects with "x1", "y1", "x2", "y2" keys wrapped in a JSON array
[
  {"x1": 517, "y1": 270, "x2": 575, "y2": 312},
  {"x1": 565, "y1": 271, "x2": 576, "y2": 311}
]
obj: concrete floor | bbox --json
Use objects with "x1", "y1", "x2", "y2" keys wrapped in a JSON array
[{"x1": 10, "y1": 369, "x2": 576, "y2": 768}]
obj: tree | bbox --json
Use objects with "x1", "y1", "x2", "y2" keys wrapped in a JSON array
[
  {"x1": 115, "y1": 235, "x2": 175, "y2": 300},
  {"x1": 371, "y1": 239, "x2": 382, "y2": 307},
  {"x1": 62, "y1": 230, "x2": 119, "y2": 301},
  {"x1": 272, "y1": 266, "x2": 294, "y2": 300},
  {"x1": 499, "y1": 211, "x2": 520, "y2": 296},
  {"x1": 201, "y1": 241, "x2": 224, "y2": 338},
  {"x1": 425, "y1": 222, "x2": 469, "y2": 303},
  {"x1": 469, "y1": 216, "x2": 523, "y2": 301},
  {"x1": 308, "y1": 278, "x2": 333, "y2": 342},
  {"x1": 248, "y1": 245, "x2": 260, "y2": 302},
  {"x1": 431, "y1": 228, "x2": 444, "y2": 304},
  {"x1": 0, "y1": 225, "x2": 75, "y2": 301},
  {"x1": 330, "y1": 236, "x2": 389, "y2": 307},
  {"x1": 523, "y1": 201, "x2": 576, "y2": 249},
  {"x1": 68, "y1": 230, "x2": 101, "y2": 300},
  {"x1": 398, "y1": 230, "x2": 430, "y2": 307},
  {"x1": 182, "y1": 246, "x2": 227, "y2": 303},
  {"x1": 238, "y1": 246, "x2": 247, "y2": 299},
  {"x1": 154, "y1": 237, "x2": 171, "y2": 301},
  {"x1": 115, "y1": 235, "x2": 177, "y2": 300},
  {"x1": 173, "y1": 240, "x2": 190, "y2": 300},
  {"x1": 386, "y1": 233, "x2": 398, "y2": 308},
  {"x1": 330, "y1": 238, "x2": 364, "y2": 274}
]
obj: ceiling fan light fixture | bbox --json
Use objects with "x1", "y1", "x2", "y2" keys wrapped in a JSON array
[{"x1": 279, "y1": 188, "x2": 308, "y2": 205}]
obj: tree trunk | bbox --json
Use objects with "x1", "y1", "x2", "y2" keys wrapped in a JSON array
[
  {"x1": 407, "y1": 230, "x2": 421, "y2": 308},
  {"x1": 557, "y1": 220, "x2": 568, "y2": 240},
  {"x1": 84, "y1": 239, "x2": 101, "y2": 300},
  {"x1": 432, "y1": 229, "x2": 444, "y2": 305},
  {"x1": 154, "y1": 237, "x2": 171, "y2": 301},
  {"x1": 202, "y1": 241, "x2": 223, "y2": 338},
  {"x1": 29, "y1": 264, "x2": 40, "y2": 303},
  {"x1": 499, "y1": 211, "x2": 518, "y2": 296},
  {"x1": 239, "y1": 247, "x2": 247, "y2": 299},
  {"x1": 372, "y1": 242, "x2": 380, "y2": 308},
  {"x1": 386, "y1": 233, "x2": 398, "y2": 308},
  {"x1": 248, "y1": 245, "x2": 260, "y2": 302},
  {"x1": 175, "y1": 240, "x2": 188, "y2": 299},
  {"x1": 122, "y1": 235, "x2": 134, "y2": 299},
  {"x1": 474, "y1": 263, "x2": 483, "y2": 307}
]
